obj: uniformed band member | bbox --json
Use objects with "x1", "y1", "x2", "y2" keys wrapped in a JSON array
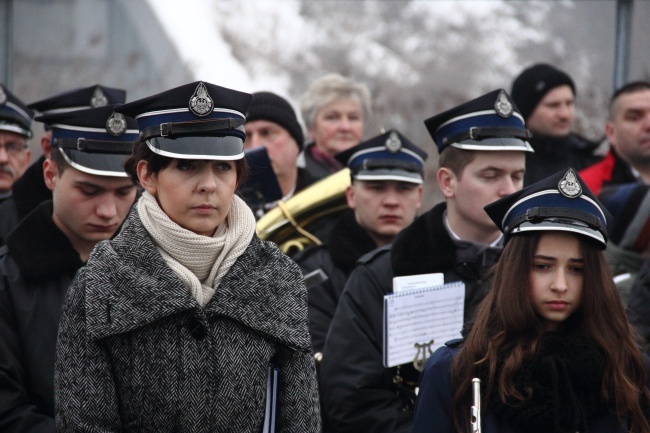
[
  {"x1": 0, "y1": 84, "x2": 33, "y2": 204},
  {"x1": 0, "y1": 84, "x2": 127, "y2": 244},
  {"x1": 294, "y1": 129, "x2": 426, "y2": 357},
  {"x1": 319, "y1": 89, "x2": 533, "y2": 433},
  {"x1": 54, "y1": 81, "x2": 321, "y2": 432},
  {"x1": 0, "y1": 105, "x2": 138, "y2": 433},
  {"x1": 413, "y1": 168, "x2": 650, "y2": 433}
]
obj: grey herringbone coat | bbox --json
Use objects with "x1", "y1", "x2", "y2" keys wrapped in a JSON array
[{"x1": 54, "y1": 209, "x2": 321, "y2": 432}]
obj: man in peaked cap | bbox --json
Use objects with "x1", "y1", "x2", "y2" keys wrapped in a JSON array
[
  {"x1": 511, "y1": 63, "x2": 602, "y2": 185},
  {"x1": 0, "y1": 84, "x2": 127, "y2": 245},
  {"x1": 0, "y1": 84, "x2": 33, "y2": 205},
  {"x1": 294, "y1": 129, "x2": 426, "y2": 356},
  {"x1": 320, "y1": 89, "x2": 532, "y2": 433},
  {"x1": 0, "y1": 105, "x2": 138, "y2": 433}
]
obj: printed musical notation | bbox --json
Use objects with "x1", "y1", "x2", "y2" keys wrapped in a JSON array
[{"x1": 382, "y1": 280, "x2": 465, "y2": 368}]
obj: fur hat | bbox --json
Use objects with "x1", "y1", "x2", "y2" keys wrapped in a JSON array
[
  {"x1": 246, "y1": 92, "x2": 304, "y2": 150},
  {"x1": 511, "y1": 63, "x2": 576, "y2": 120}
]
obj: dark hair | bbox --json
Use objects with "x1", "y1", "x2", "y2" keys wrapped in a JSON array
[
  {"x1": 438, "y1": 146, "x2": 477, "y2": 179},
  {"x1": 608, "y1": 81, "x2": 650, "y2": 120},
  {"x1": 124, "y1": 140, "x2": 249, "y2": 189},
  {"x1": 450, "y1": 232, "x2": 650, "y2": 433},
  {"x1": 50, "y1": 146, "x2": 70, "y2": 174}
]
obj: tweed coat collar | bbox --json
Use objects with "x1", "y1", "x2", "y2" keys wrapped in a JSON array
[{"x1": 83, "y1": 207, "x2": 311, "y2": 352}]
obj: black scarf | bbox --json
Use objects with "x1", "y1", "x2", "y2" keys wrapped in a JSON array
[{"x1": 489, "y1": 332, "x2": 607, "y2": 433}]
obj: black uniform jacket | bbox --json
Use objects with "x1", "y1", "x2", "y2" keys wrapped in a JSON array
[
  {"x1": 0, "y1": 156, "x2": 52, "y2": 245},
  {"x1": 293, "y1": 209, "x2": 377, "y2": 354},
  {"x1": 0, "y1": 200, "x2": 83, "y2": 433},
  {"x1": 524, "y1": 133, "x2": 602, "y2": 186},
  {"x1": 320, "y1": 202, "x2": 502, "y2": 433}
]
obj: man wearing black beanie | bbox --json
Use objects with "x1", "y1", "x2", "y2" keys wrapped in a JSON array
[
  {"x1": 245, "y1": 91, "x2": 318, "y2": 212},
  {"x1": 511, "y1": 63, "x2": 602, "y2": 185}
]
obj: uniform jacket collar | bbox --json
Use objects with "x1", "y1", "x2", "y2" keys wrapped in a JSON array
[
  {"x1": 6, "y1": 200, "x2": 83, "y2": 282},
  {"x1": 11, "y1": 155, "x2": 52, "y2": 220},
  {"x1": 390, "y1": 202, "x2": 456, "y2": 277},
  {"x1": 390, "y1": 202, "x2": 502, "y2": 281},
  {"x1": 84, "y1": 208, "x2": 312, "y2": 352},
  {"x1": 328, "y1": 209, "x2": 377, "y2": 274}
]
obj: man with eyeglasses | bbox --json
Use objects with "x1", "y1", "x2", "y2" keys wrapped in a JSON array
[{"x1": 0, "y1": 85, "x2": 33, "y2": 204}]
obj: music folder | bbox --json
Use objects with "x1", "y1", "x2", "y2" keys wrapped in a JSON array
[
  {"x1": 383, "y1": 279, "x2": 465, "y2": 368},
  {"x1": 240, "y1": 146, "x2": 283, "y2": 210}
]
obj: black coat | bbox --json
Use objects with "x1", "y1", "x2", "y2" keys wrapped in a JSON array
[
  {"x1": 299, "y1": 143, "x2": 344, "y2": 182},
  {"x1": 524, "y1": 133, "x2": 602, "y2": 185},
  {"x1": 0, "y1": 156, "x2": 52, "y2": 245},
  {"x1": 320, "y1": 203, "x2": 502, "y2": 433},
  {"x1": 293, "y1": 209, "x2": 377, "y2": 354},
  {"x1": 55, "y1": 208, "x2": 321, "y2": 432},
  {"x1": 0, "y1": 201, "x2": 83, "y2": 433},
  {"x1": 626, "y1": 258, "x2": 650, "y2": 353}
]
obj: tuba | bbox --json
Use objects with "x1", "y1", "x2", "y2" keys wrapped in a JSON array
[{"x1": 256, "y1": 168, "x2": 351, "y2": 256}]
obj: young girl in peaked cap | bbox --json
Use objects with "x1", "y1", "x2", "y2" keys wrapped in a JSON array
[{"x1": 412, "y1": 168, "x2": 650, "y2": 433}]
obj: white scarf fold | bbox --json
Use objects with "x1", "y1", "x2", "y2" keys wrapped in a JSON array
[{"x1": 137, "y1": 191, "x2": 256, "y2": 307}]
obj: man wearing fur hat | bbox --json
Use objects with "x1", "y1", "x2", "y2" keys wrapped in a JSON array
[
  {"x1": 244, "y1": 91, "x2": 318, "y2": 216},
  {"x1": 511, "y1": 63, "x2": 601, "y2": 185}
]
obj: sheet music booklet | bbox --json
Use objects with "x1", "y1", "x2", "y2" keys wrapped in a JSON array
[{"x1": 383, "y1": 277, "x2": 465, "y2": 368}]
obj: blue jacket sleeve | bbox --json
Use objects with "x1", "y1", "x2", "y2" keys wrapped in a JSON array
[{"x1": 412, "y1": 345, "x2": 456, "y2": 433}]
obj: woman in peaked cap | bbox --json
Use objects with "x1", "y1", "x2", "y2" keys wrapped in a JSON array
[
  {"x1": 54, "y1": 81, "x2": 321, "y2": 433},
  {"x1": 412, "y1": 168, "x2": 650, "y2": 433}
]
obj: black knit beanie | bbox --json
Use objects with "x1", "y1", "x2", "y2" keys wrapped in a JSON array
[
  {"x1": 246, "y1": 91, "x2": 304, "y2": 150},
  {"x1": 511, "y1": 63, "x2": 576, "y2": 120}
]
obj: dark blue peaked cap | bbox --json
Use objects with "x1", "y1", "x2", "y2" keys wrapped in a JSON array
[
  {"x1": 424, "y1": 89, "x2": 533, "y2": 154},
  {"x1": 335, "y1": 129, "x2": 428, "y2": 184},
  {"x1": 116, "y1": 81, "x2": 253, "y2": 161},
  {"x1": 484, "y1": 168, "x2": 611, "y2": 249},
  {"x1": 36, "y1": 105, "x2": 138, "y2": 178},
  {"x1": 0, "y1": 84, "x2": 34, "y2": 138},
  {"x1": 28, "y1": 84, "x2": 126, "y2": 116}
]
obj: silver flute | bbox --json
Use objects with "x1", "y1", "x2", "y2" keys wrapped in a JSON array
[{"x1": 470, "y1": 378, "x2": 481, "y2": 433}]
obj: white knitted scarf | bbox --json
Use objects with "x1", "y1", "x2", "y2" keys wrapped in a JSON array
[{"x1": 137, "y1": 191, "x2": 256, "y2": 307}]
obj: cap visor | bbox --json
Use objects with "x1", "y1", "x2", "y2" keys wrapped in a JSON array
[
  {"x1": 451, "y1": 137, "x2": 533, "y2": 152},
  {"x1": 0, "y1": 123, "x2": 32, "y2": 138},
  {"x1": 60, "y1": 148, "x2": 129, "y2": 177},
  {"x1": 354, "y1": 168, "x2": 423, "y2": 184},
  {"x1": 146, "y1": 135, "x2": 244, "y2": 160},
  {"x1": 512, "y1": 220, "x2": 606, "y2": 248}
]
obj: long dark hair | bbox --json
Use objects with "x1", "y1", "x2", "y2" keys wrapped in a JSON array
[
  {"x1": 124, "y1": 140, "x2": 249, "y2": 189},
  {"x1": 451, "y1": 232, "x2": 650, "y2": 433}
]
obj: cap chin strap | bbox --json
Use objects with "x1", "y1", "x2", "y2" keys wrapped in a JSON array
[
  {"x1": 140, "y1": 118, "x2": 245, "y2": 141},
  {"x1": 360, "y1": 159, "x2": 421, "y2": 172},
  {"x1": 442, "y1": 126, "x2": 532, "y2": 147},
  {"x1": 504, "y1": 206, "x2": 606, "y2": 236},
  {"x1": 54, "y1": 138, "x2": 134, "y2": 155}
]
